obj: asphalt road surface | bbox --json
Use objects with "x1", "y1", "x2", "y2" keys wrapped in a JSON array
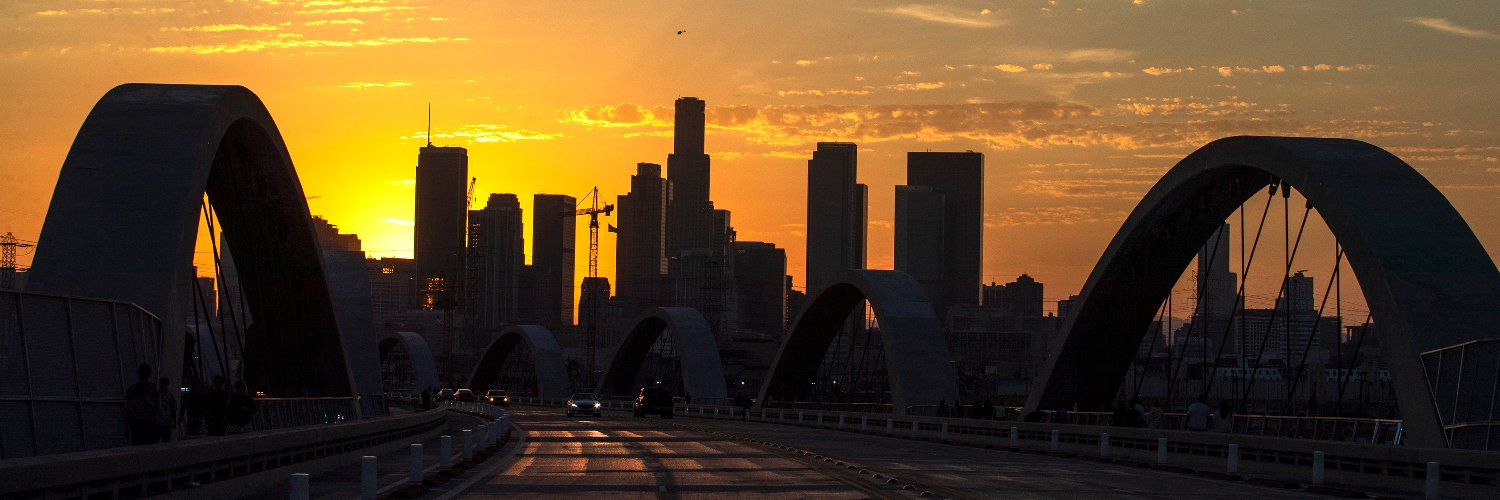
[{"x1": 446, "y1": 408, "x2": 1325, "y2": 499}]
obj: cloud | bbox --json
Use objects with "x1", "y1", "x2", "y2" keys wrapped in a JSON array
[
  {"x1": 36, "y1": 7, "x2": 175, "y2": 16},
  {"x1": 163, "y1": 24, "x2": 283, "y2": 33},
  {"x1": 886, "y1": 82, "x2": 946, "y2": 91},
  {"x1": 305, "y1": 19, "x2": 367, "y2": 26},
  {"x1": 1142, "y1": 66, "x2": 1193, "y2": 76},
  {"x1": 1406, "y1": 17, "x2": 1500, "y2": 40},
  {"x1": 147, "y1": 36, "x2": 469, "y2": 55},
  {"x1": 1017, "y1": 178, "x2": 1155, "y2": 199},
  {"x1": 1115, "y1": 97, "x2": 1291, "y2": 117},
  {"x1": 1064, "y1": 48, "x2": 1137, "y2": 63},
  {"x1": 869, "y1": 219, "x2": 894, "y2": 229},
  {"x1": 860, "y1": 4, "x2": 1005, "y2": 28},
  {"x1": 559, "y1": 102, "x2": 673, "y2": 128},
  {"x1": 994, "y1": 64, "x2": 1029, "y2": 73},
  {"x1": 987, "y1": 206, "x2": 1130, "y2": 226},
  {"x1": 383, "y1": 218, "x2": 415, "y2": 226},
  {"x1": 776, "y1": 88, "x2": 872, "y2": 97},
  {"x1": 560, "y1": 101, "x2": 1439, "y2": 152},
  {"x1": 341, "y1": 80, "x2": 413, "y2": 89},
  {"x1": 412, "y1": 124, "x2": 560, "y2": 144}
]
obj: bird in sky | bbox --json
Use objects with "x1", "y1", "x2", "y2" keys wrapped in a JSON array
[{"x1": 677, "y1": 30, "x2": 686, "y2": 35}]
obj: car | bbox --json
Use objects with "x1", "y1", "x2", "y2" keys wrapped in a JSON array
[
  {"x1": 566, "y1": 393, "x2": 602, "y2": 417},
  {"x1": 436, "y1": 388, "x2": 454, "y2": 402},
  {"x1": 633, "y1": 387, "x2": 673, "y2": 418},
  {"x1": 454, "y1": 388, "x2": 476, "y2": 402},
  {"x1": 484, "y1": 389, "x2": 509, "y2": 406}
]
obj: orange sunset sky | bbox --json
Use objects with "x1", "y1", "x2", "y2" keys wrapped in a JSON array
[{"x1": 2, "y1": 1, "x2": 1497, "y2": 317}]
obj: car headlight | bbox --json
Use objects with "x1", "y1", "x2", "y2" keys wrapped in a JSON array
[
  {"x1": 569, "y1": 402, "x2": 578, "y2": 407},
  {"x1": 593, "y1": 403, "x2": 601, "y2": 408}
]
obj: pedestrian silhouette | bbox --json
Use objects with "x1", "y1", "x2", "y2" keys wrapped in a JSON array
[
  {"x1": 155, "y1": 377, "x2": 178, "y2": 442},
  {"x1": 125, "y1": 363, "x2": 159, "y2": 445}
]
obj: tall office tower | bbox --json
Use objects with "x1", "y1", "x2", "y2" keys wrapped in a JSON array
[
  {"x1": 578, "y1": 276, "x2": 611, "y2": 383},
  {"x1": 733, "y1": 241, "x2": 787, "y2": 339},
  {"x1": 903, "y1": 151, "x2": 984, "y2": 318},
  {"x1": 1280, "y1": 271, "x2": 1315, "y2": 313},
  {"x1": 667, "y1": 97, "x2": 713, "y2": 257},
  {"x1": 466, "y1": 194, "x2": 524, "y2": 330},
  {"x1": 532, "y1": 194, "x2": 577, "y2": 328},
  {"x1": 895, "y1": 185, "x2": 946, "y2": 309},
  {"x1": 1002, "y1": 274, "x2": 1044, "y2": 317},
  {"x1": 311, "y1": 216, "x2": 363, "y2": 252},
  {"x1": 1198, "y1": 223, "x2": 1239, "y2": 321},
  {"x1": 616, "y1": 163, "x2": 672, "y2": 312},
  {"x1": 806, "y1": 142, "x2": 867, "y2": 293},
  {"x1": 414, "y1": 145, "x2": 469, "y2": 310}
]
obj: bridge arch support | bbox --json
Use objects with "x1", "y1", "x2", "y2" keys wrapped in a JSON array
[
  {"x1": 598, "y1": 307, "x2": 729, "y2": 401},
  {"x1": 760, "y1": 269, "x2": 959, "y2": 414},
  {"x1": 26, "y1": 84, "x2": 352, "y2": 397},
  {"x1": 466, "y1": 325, "x2": 571, "y2": 399},
  {"x1": 378, "y1": 332, "x2": 441, "y2": 393},
  {"x1": 1028, "y1": 136, "x2": 1500, "y2": 449}
]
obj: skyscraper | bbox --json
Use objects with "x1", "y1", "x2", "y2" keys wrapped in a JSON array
[
  {"x1": 414, "y1": 145, "x2": 469, "y2": 310},
  {"x1": 806, "y1": 142, "x2": 866, "y2": 294},
  {"x1": 895, "y1": 185, "x2": 945, "y2": 307},
  {"x1": 466, "y1": 194, "x2": 524, "y2": 330},
  {"x1": 616, "y1": 163, "x2": 672, "y2": 311},
  {"x1": 1199, "y1": 223, "x2": 1239, "y2": 321},
  {"x1": 667, "y1": 97, "x2": 713, "y2": 257},
  {"x1": 734, "y1": 241, "x2": 787, "y2": 339},
  {"x1": 532, "y1": 194, "x2": 577, "y2": 328},
  {"x1": 902, "y1": 151, "x2": 984, "y2": 317}
]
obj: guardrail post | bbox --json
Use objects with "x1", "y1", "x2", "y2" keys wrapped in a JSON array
[
  {"x1": 861, "y1": 416, "x2": 868, "y2": 433},
  {"x1": 1009, "y1": 427, "x2": 1018, "y2": 449},
  {"x1": 1312, "y1": 451, "x2": 1324, "y2": 485},
  {"x1": 910, "y1": 420, "x2": 918, "y2": 439},
  {"x1": 1425, "y1": 462, "x2": 1439, "y2": 499},
  {"x1": 798, "y1": 411, "x2": 804, "y2": 424},
  {"x1": 360, "y1": 456, "x2": 377, "y2": 500},
  {"x1": 289, "y1": 473, "x2": 310, "y2": 500},
  {"x1": 885, "y1": 418, "x2": 893, "y2": 435},
  {"x1": 439, "y1": 435, "x2": 453, "y2": 469},
  {"x1": 1099, "y1": 433, "x2": 1110, "y2": 458},
  {"x1": 409, "y1": 444, "x2": 424, "y2": 485},
  {"x1": 1050, "y1": 430, "x2": 1059, "y2": 451},
  {"x1": 1157, "y1": 438, "x2": 1167, "y2": 464},
  {"x1": 1226, "y1": 444, "x2": 1239, "y2": 474},
  {"x1": 462, "y1": 429, "x2": 473, "y2": 461},
  {"x1": 839, "y1": 414, "x2": 845, "y2": 430},
  {"x1": 940, "y1": 422, "x2": 949, "y2": 441}
]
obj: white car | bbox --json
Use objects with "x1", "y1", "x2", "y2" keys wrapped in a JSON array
[{"x1": 566, "y1": 393, "x2": 602, "y2": 417}]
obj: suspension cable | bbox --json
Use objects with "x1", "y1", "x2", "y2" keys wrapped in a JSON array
[
  {"x1": 191, "y1": 274, "x2": 230, "y2": 383},
  {"x1": 1198, "y1": 181, "x2": 1277, "y2": 398},
  {"x1": 202, "y1": 200, "x2": 249, "y2": 388},
  {"x1": 1335, "y1": 313, "x2": 1374, "y2": 408},
  {"x1": 1237, "y1": 189, "x2": 1313, "y2": 404},
  {"x1": 1132, "y1": 300, "x2": 1167, "y2": 401},
  {"x1": 1165, "y1": 221, "x2": 1229, "y2": 405},
  {"x1": 1286, "y1": 244, "x2": 1345, "y2": 407},
  {"x1": 1334, "y1": 241, "x2": 1344, "y2": 414}
]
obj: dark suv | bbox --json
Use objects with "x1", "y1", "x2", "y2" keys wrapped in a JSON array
[{"x1": 633, "y1": 387, "x2": 673, "y2": 418}]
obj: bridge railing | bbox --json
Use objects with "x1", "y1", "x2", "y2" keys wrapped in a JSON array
[
  {"x1": 0, "y1": 406, "x2": 450, "y2": 499},
  {"x1": 667, "y1": 402, "x2": 1499, "y2": 496}
]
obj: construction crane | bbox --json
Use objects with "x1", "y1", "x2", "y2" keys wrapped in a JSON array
[
  {"x1": 562, "y1": 187, "x2": 613, "y2": 387},
  {"x1": 466, "y1": 177, "x2": 477, "y2": 209}
]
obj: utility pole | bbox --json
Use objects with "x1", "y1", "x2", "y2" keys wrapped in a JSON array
[
  {"x1": 563, "y1": 188, "x2": 613, "y2": 388},
  {"x1": 1, "y1": 232, "x2": 35, "y2": 290}
]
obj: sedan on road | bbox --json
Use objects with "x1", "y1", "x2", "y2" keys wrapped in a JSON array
[{"x1": 567, "y1": 393, "x2": 603, "y2": 417}]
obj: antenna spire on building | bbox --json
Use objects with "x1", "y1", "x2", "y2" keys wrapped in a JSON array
[{"x1": 426, "y1": 103, "x2": 433, "y2": 147}]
